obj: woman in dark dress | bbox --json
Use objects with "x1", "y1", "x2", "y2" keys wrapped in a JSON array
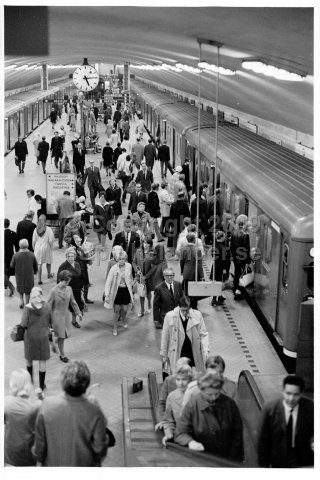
[
  {"x1": 104, "y1": 178, "x2": 122, "y2": 230},
  {"x1": 57, "y1": 248, "x2": 84, "y2": 328}
]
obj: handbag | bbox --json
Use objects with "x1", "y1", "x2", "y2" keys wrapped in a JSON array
[
  {"x1": 239, "y1": 264, "x2": 254, "y2": 287},
  {"x1": 137, "y1": 282, "x2": 146, "y2": 298},
  {"x1": 106, "y1": 427, "x2": 116, "y2": 447},
  {"x1": 10, "y1": 324, "x2": 25, "y2": 342},
  {"x1": 117, "y1": 170, "x2": 126, "y2": 179},
  {"x1": 15, "y1": 156, "x2": 20, "y2": 166}
]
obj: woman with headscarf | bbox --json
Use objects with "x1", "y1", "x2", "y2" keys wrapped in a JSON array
[
  {"x1": 104, "y1": 251, "x2": 134, "y2": 336},
  {"x1": 4, "y1": 368, "x2": 42, "y2": 466},
  {"x1": 57, "y1": 247, "x2": 84, "y2": 329},
  {"x1": 47, "y1": 270, "x2": 82, "y2": 363},
  {"x1": 32, "y1": 214, "x2": 55, "y2": 285},
  {"x1": 20, "y1": 286, "x2": 51, "y2": 391}
]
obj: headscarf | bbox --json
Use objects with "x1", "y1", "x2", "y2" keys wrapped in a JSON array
[
  {"x1": 27, "y1": 286, "x2": 45, "y2": 310},
  {"x1": 111, "y1": 245, "x2": 123, "y2": 261},
  {"x1": 36, "y1": 214, "x2": 47, "y2": 237}
]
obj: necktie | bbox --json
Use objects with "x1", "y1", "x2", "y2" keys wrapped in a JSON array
[
  {"x1": 92, "y1": 166, "x2": 94, "y2": 172},
  {"x1": 169, "y1": 284, "x2": 174, "y2": 297},
  {"x1": 126, "y1": 233, "x2": 129, "y2": 244},
  {"x1": 286, "y1": 409, "x2": 293, "y2": 449}
]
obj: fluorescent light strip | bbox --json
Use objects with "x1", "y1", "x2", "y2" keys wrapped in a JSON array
[
  {"x1": 198, "y1": 61, "x2": 236, "y2": 76},
  {"x1": 242, "y1": 60, "x2": 305, "y2": 81},
  {"x1": 175, "y1": 63, "x2": 201, "y2": 73}
]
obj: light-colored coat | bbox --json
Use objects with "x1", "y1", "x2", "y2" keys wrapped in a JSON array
[
  {"x1": 158, "y1": 188, "x2": 174, "y2": 217},
  {"x1": 160, "y1": 306, "x2": 209, "y2": 374},
  {"x1": 104, "y1": 262, "x2": 134, "y2": 308}
]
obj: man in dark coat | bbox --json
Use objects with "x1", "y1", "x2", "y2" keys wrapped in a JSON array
[
  {"x1": 38, "y1": 136, "x2": 50, "y2": 174},
  {"x1": 16, "y1": 211, "x2": 36, "y2": 252},
  {"x1": 230, "y1": 220, "x2": 251, "y2": 297},
  {"x1": 113, "y1": 108, "x2": 122, "y2": 129},
  {"x1": 136, "y1": 161, "x2": 153, "y2": 194},
  {"x1": 73, "y1": 143, "x2": 86, "y2": 176},
  {"x1": 112, "y1": 218, "x2": 140, "y2": 264},
  {"x1": 168, "y1": 191, "x2": 191, "y2": 251},
  {"x1": 158, "y1": 139, "x2": 173, "y2": 177},
  {"x1": 82, "y1": 160, "x2": 102, "y2": 207},
  {"x1": 50, "y1": 131, "x2": 64, "y2": 169},
  {"x1": 4, "y1": 218, "x2": 19, "y2": 296},
  {"x1": 14, "y1": 136, "x2": 28, "y2": 174},
  {"x1": 153, "y1": 267, "x2": 183, "y2": 329},
  {"x1": 181, "y1": 158, "x2": 191, "y2": 192},
  {"x1": 147, "y1": 182, "x2": 164, "y2": 242},
  {"x1": 128, "y1": 183, "x2": 147, "y2": 214},
  {"x1": 257, "y1": 375, "x2": 314, "y2": 468},
  {"x1": 144, "y1": 138, "x2": 157, "y2": 171},
  {"x1": 190, "y1": 186, "x2": 208, "y2": 236}
]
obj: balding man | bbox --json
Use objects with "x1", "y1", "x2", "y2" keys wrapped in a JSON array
[{"x1": 153, "y1": 267, "x2": 183, "y2": 329}]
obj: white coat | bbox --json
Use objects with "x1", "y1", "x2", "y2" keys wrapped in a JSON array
[
  {"x1": 104, "y1": 262, "x2": 134, "y2": 308},
  {"x1": 158, "y1": 188, "x2": 174, "y2": 217}
]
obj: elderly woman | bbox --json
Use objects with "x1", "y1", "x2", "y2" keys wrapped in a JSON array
[
  {"x1": 32, "y1": 360, "x2": 108, "y2": 466},
  {"x1": 174, "y1": 372, "x2": 244, "y2": 461},
  {"x1": 57, "y1": 248, "x2": 84, "y2": 328},
  {"x1": 4, "y1": 369, "x2": 42, "y2": 466},
  {"x1": 161, "y1": 364, "x2": 193, "y2": 446},
  {"x1": 160, "y1": 296, "x2": 209, "y2": 375},
  {"x1": 47, "y1": 270, "x2": 82, "y2": 363},
  {"x1": 32, "y1": 214, "x2": 55, "y2": 285},
  {"x1": 63, "y1": 211, "x2": 86, "y2": 247},
  {"x1": 104, "y1": 251, "x2": 134, "y2": 336},
  {"x1": 20, "y1": 286, "x2": 51, "y2": 391},
  {"x1": 10, "y1": 238, "x2": 38, "y2": 309}
]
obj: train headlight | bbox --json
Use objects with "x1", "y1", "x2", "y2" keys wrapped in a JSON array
[{"x1": 309, "y1": 247, "x2": 314, "y2": 258}]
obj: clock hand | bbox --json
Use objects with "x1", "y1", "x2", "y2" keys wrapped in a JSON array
[
  {"x1": 83, "y1": 76, "x2": 90, "y2": 86},
  {"x1": 84, "y1": 77, "x2": 98, "y2": 79}
]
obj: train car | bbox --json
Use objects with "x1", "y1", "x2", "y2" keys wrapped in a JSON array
[
  {"x1": 4, "y1": 82, "x2": 78, "y2": 154},
  {"x1": 132, "y1": 81, "x2": 314, "y2": 371}
]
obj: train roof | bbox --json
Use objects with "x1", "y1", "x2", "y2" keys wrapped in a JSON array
[{"x1": 186, "y1": 125, "x2": 313, "y2": 236}]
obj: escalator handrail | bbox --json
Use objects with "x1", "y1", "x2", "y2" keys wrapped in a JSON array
[
  {"x1": 147, "y1": 371, "x2": 242, "y2": 468},
  {"x1": 121, "y1": 377, "x2": 143, "y2": 467},
  {"x1": 237, "y1": 370, "x2": 264, "y2": 409}
]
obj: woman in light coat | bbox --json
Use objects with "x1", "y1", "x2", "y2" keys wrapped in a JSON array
[
  {"x1": 104, "y1": 251, "x2": 134, "y2": 336},
  {"x1": 32, "y1": 214, "x2": 55, "y2": 284},
  {"x1": 158, "y1": 181, "x2": 174, "y2": 237},
  {"x1": 160, "y1": 296, "x2": 209, "y2": 375}
]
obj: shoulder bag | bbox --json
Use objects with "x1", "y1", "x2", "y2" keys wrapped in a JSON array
[
  {"x1": 10, "y1": 324, "x2": 25, "y2": 342},
  {"x1": 239, "y1": 264, "x2": 254, "y2": 287}
]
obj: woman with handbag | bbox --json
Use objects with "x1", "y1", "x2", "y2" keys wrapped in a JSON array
[
  {"x1": 132, "y1": 239, "x2": 152, "y2": 318},
  {"x1": 47, "y1": 270, "x2": 82, "y2": 363},
  {"x1": 57, "y1": 248, "x2": 84, "y2": 329},
  {"x1": 104, "y1": 251, "x2": 134, "y2": 336},
  {"x1": 20, "y1": 286, "x2": 51, "y2": 391}
]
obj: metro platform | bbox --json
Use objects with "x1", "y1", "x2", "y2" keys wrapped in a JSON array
[{"x1": 3, "y1": 111, "x2": 287, "y2": 467}]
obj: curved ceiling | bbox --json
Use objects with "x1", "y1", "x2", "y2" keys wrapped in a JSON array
[{"x1": 4, "y1": 5, "x2": 314, "y2": 135}]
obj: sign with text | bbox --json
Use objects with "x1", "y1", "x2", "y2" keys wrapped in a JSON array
[{"x1": 46, "y1": 173, "x2": 76, "y2": 215}]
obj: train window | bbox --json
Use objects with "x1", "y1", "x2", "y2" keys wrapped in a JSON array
[{"x1": 282, "y1": 243, "x2": 289, "y2": 289}]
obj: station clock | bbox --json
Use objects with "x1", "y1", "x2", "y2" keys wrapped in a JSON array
[{"x1": 73, "y1": 60, "x2": 99, "y2": 92}]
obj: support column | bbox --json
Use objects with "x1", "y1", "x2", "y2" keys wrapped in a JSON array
[
  {"x1": 123, "y1": 62, "x2": 130, "y2": 108},
  {"x1": 41, "y1": 62, "x2": 48, "y2": 90}
]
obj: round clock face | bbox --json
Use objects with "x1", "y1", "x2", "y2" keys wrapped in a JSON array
[{"x1": 73, "y1": 65, "x2": 99, "y2": 92}]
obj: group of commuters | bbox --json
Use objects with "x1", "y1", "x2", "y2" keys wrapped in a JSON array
[{"x1": 5, "y1": 99, "x2": 313, "y2": 468}]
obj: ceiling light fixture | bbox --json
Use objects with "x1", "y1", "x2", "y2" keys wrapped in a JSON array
[
  {"x1": 175, "y1": 63, "x2": 201, "y2": 74},
  {"x1": 198, "y1": 61, "x2": 236, "y2": 76},
  {"x1": 242, "y1": 60, "x2": 305, "y2": 81},
  {"x1": 5, "y1": 64, "x2": 17, "y2": 71}
]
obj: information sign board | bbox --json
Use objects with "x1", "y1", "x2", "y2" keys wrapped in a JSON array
[{"x1": 46, "y1": 173, "x2": 76, "y2": 215}]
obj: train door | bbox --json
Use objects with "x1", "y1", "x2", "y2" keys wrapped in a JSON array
[
  {"x1": 172, "y1": 128, "x2": 176, "y2": 168},
  {"x1": 19, "y1": 110, "x2": 25, "y2": 138},
  {"x1": 24, "y1": 107, "x2": 29, "y2": 135},
  {"x1": 254, "y1": 214, "x2": 281, "y2": 329},
  {"x1": 276, "y1": 237, "x2": 289, "y2": 335},
  {"x1": 231, "y1": 189, "x2": 248, "y2": 218}
]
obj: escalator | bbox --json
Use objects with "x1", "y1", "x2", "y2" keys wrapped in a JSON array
[{"x1": 122, "y1": 369, "x2": 277, "y2": 467}]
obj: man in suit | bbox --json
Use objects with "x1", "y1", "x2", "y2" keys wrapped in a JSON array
[
  {"x1": 82, "y1": 159, "x2": 102, "y2": 207},
  {"x1": 38, "y1": 136, "x2": 50, "y2": 174},
  {"x1": 4, "y1": 218, "x2": 19, "y2": 296},
  {"x1": 112, "y1": 218, "x2": 141, "y2": 264},
  {"x1": 50, "y1": 131, "x2": 64, "y2": 169},
  {"x1": 153, "y1": 267, "x2": 183, "y2": 329},
  {"x1": 16, "y1": 211, "x2": 36, "y2": 252},
  {"x1": 128, "y1": 183, "x2": 148, "y2": 214},
  {"x1": 158, "y1": 139, "x2": 173, "y2": 177},
  {"x1": 56, "y1": 191, "x2": 76, "y2": 249},
  {"x1": 136, "y1": 160, "x2": 153, "y2": 194},
  {"x1": 14, "y1": 136, "x2": 28, "y2": 174},
  {"x1": 144, "y1": 138, "x2": 157, "y2": 171},
  {"x1": 257, "y1": 375, "x2": 314, "y2": 468}
]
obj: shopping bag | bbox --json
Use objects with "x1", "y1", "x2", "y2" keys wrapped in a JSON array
[
  {"x1": 239, "y1": 265, "x2": 254, "y2": 287},
  {"x1": 137, "y1": 282, "x2": 146, "y2": 298},
  {"x1": 10, "y1": 324, "x2": 25, "y2": 342}
]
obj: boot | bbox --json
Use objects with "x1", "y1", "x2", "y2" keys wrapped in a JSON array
[
  {"x1": 39, "y1": 371, "x2": 46, "y2": 391},
  {"x1": 21, "y1": 161, "x2": 25, "y2": 173},
  {"x1": 26, "y1": 365, "x2": 33, "y2": 383}
]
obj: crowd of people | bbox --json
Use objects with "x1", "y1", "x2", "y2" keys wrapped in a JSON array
[{"x1": 5, "y1": 98, "x2": 313, "y2": 467}]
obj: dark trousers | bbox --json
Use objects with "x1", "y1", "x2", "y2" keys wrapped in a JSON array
[
  {"x1": 89, "y1": 186, "x2": 98, "y2": 208},
  {"x1": 160, "y1": 216, "x2": 170, "y2": 236},
  {"x1": 59, "y1": 218, "x2": 71, "y2": 248},
  {"x1": 233, "y1": 261, "x2": 246, "y2": 292},
  {"x1": 52, "y1": 153, "x2": 61, "y2": 168}
]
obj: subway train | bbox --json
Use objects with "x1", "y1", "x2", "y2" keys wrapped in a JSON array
[
  {"x1": 131, "y1": 79, "x2": 314, "y2": 373},
  {"x1": 4, "y1": 81, "x2": 77, "y2": 154}
]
